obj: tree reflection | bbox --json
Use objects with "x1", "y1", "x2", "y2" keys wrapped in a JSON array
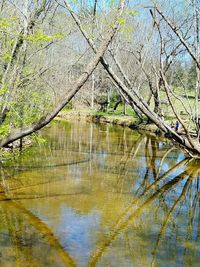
[
  {"x1": 87, "y1": 142, "x2": 200, "y2": 267},
  {"x1": 0, "y1": 122, "x2": 200, "y2": 267},
  {"x1": 0, "y1": 167, "x2": 76, "y2": 267}
]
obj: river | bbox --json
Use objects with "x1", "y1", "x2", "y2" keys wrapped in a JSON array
[{"x1": 0, "y1": 120, "x2": 199, "y2": 267}]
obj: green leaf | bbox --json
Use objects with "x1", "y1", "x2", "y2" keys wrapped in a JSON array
[
  {"x1": 2, "y1": 52, "x2": 11, "y2": 62},
  {"x1": 0, "y1": 17, "x2": 17, "y2": 29},
  {"x1": 0, "y1": 124, "x2": 9, "y2": 136},
  {"x1": 0, "y1": 84, "x2": 8, "y2": 96},
  {"x1": 128, "y1": 9, "x2": 138, "y2": 16},
  {"x1": 125, "y1": 26, "x2": 133, "y2": 33},
  {"x1": 117, "y1": 17, "x2": 126, "y2": 24},
  {"x1": 26, "y1": 30, "x2": 64, "y2": 43}
]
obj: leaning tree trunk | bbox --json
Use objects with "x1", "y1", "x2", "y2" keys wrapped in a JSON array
[
  {"x1": 65, "y1": 0, "x2": 200, "y2": 157},
  {"x1": 0, "y1": 0, "x2": 126, "y2": 148}
]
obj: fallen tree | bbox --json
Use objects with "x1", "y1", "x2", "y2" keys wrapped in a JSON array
[
  {"x1": 0, "y1": 0, "x2": 125, "y2": 148},
  {"x1": 63, "y1": 0, "x2": 200, "y2": 157}
]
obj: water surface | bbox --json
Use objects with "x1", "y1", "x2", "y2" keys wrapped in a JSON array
[{"x1": 0, "y1": 120, "x2": 199, "y2": 266}]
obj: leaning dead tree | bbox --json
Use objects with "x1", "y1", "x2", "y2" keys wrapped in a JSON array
[
  {"x1": 64, "y1": 0, "x2": 200, "y2": 157},
  {"x1": 0, "y1": 0, "x2": 126, "y2": 148}
]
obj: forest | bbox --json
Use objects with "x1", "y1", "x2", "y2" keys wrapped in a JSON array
[
  {"x1": 0, "y1": 1, "x2": 200, "y2": 266},
  {"x1": 0, "y1": 0, "x2": 200, "y2": 155}
]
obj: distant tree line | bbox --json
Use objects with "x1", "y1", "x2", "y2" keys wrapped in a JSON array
[{"x1": 0, "y1": 0, "x2": 200, "y2": 157}]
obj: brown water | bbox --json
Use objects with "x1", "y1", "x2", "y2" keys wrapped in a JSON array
[{"x1": 0, "y1": 120, "x2": 200, "y2": 267}]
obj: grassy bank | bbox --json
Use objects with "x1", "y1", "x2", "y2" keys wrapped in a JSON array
[{"x1": 57, "y1": 108, "x2": 160, "y2": 134}]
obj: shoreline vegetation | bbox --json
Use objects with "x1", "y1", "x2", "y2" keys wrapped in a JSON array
[
  {"x1": 57, "y1": 109, "x2": 193, "y2": 135},
  {"x1": 57, "y1": 110, "x2": 158, "y2": 132},
  {"x1": 56, "y1": 109, "x2": 199, "y2": 159},
  {"x1": 0, "y1": 1, "x2": 200, "y2": 157},
  {"x1": 57, "y1": 109, "x2": 192, "y2": 145},
  {"x1": 1, "y1": 109, "x2": 198, "y2": 159}
]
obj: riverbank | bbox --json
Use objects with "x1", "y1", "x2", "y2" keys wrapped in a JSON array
[
  {"x1": 57, "y1": 110, "x2": 200, "y2": 158},
  {"x1": 57, "y1": 110, "x2": 160, "y2": 133},
  {"x1": 0, "y1": 110, "x2": 162, "y2": 161}
]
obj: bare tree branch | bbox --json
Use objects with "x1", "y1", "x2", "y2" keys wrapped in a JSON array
[{"x1": 0, "y1": 0, "x2": 125, "y2": 147}]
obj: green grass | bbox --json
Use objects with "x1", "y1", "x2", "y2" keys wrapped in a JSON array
[
  {"x1": 141, "y1": 87, "x2": 198, "y2": 122},
  {"x1": 93, "y1": 104, "x2": 136, "y2": 117},
  {"x1": 61, "y1": 87, "x2": 199, "y2": 126}
]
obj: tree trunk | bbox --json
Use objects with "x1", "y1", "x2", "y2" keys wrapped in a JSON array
[
  {"x1": 0, "y1": 0, "x2": 125, "y2": 148},
  {"x1": 66, "y1": 1, "x2": 200, "y2": 156}
]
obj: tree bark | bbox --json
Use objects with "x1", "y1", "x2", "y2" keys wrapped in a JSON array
[
  {"x1": 0, "y1": 0, "x2": 125, "y2": 148},
  {"x1": 65, "y1": 1, "x2": 200, "y2": 156}
]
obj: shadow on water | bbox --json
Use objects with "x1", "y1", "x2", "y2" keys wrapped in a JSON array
[
  {"x1": 0, "y1": 172, "x2": 76, "y2": 266},
  {"x1": 88, "y1": 159, "x2": 200, "y2": 267},
  {"x1": 0, "y1": 120, "x2": 200, "y2": 266}
]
